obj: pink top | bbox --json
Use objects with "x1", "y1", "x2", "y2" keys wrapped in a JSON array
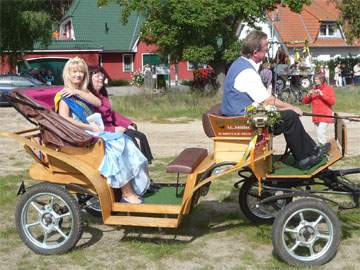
[{"x1": 93, "y1": 94, "x2": 134, "y2": 132}]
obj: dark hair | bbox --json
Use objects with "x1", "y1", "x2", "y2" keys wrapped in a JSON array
[
  {"x1": 88, "y1": 65, "x2": 108, "y2": 97},
  {"x1": 241, "y1": 30, "x2": 268, "y2": 58}
]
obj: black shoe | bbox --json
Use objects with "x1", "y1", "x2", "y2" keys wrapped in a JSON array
[
  {"x1": 319, "y1": 143, "x2": 331, "y2": 154},
  {"x1": 150, "y1": 179, "x2": 161, "y2": 190},
  {"x1": 297, "y1": 144, "x2": 328, "y2": 170}
]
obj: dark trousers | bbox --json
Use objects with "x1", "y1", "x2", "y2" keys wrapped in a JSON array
[
  {"x1": 124, "y1": 129, "x2": 154, "y2": 163},
  {"x1": 272, "y1": 110, "x2": 316, "y2": 161}
]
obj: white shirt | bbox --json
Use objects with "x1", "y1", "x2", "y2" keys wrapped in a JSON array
[{"x1": 234, "y1": 57, "x2": 271, "y2": 104}]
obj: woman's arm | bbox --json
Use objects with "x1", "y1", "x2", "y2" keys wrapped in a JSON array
[
  {"x1": 58, "y1": 100, "x2": 99, "y2": 132},
  {"x1": 60, "y1": 88, "x2": 101, "y2": 107}
]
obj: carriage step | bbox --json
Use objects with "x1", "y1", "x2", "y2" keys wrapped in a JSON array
[
  {"x1": 167, "y1": 148, "x2": 208, "y2": 174},
  {"x1": 112, "y1": 203, "x2": 181, "y2": 214},
  {"x1": 105, "y1": 215, "x2": 179, "y2": 228}
]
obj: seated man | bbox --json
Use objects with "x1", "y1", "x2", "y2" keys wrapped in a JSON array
[{"x1": 221, "y1": 30, "x2": 328, "y2": 170}]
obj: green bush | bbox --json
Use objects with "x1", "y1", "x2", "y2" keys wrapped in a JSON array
[{"x1": 107, "y1": 79, "x2": 130, "y2": 86}]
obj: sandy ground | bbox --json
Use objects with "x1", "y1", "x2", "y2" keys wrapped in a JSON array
[{"x1": 1, "y1": 106, "x2": 360, "y2": 176}]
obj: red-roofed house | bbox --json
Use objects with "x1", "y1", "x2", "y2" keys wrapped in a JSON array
[{"x1": 239, "y1": 0, "x2": 360, "y2": 62}]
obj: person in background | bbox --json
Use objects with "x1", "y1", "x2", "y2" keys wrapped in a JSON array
[
  {"x1": 303, "y1": 73, "x2": 336, "y2": 146},
  {"x1": 324, "y1": 65, "x2": 330, "y2": 85},
  {"x1": 44, "y1": 69, "x2": 55, "y2": 85},
  {"x1": 353, "y1": 61, "x2": 360, "y2": 86},
  {"x1": 259, "y1": 62, "x2": 273, "y2": 94},
  {"x1": 334, "y1": 64, "x2": 342, "y2": 87},
  {"x1": 341, "y1": 64, "x2": 347, "y2": 87}
]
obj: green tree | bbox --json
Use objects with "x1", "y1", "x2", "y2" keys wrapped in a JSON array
[
  {"x1": 334, "y1": 0, "x2": 360, "y2": 44},
  {"x1": 98, "y1": 0, "x2": 310, "y2": 87},
  {"x1": 0, "y1": 0, "x2": 72, "y2": 68}
]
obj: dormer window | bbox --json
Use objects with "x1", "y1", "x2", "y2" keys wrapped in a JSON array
[{"x1": 319, "y1": 22, "x2": 342, "y2": 38}]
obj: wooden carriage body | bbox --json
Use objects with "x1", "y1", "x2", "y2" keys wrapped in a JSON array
[{"x1": 1, "y1": 92, "x2": 347, "y2": 229}]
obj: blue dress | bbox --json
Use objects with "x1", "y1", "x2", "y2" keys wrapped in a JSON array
[{"x1": 62, "y1": 96, "x2": 150, "y2": 195}]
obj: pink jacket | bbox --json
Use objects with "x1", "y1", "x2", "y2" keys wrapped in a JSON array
[{"x1": 93, "y1": 95, "x2": 134, "y2": 132}]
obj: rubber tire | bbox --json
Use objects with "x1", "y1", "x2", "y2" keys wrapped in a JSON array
[
  {"x1": 272, "y1": 199, "x2": 341, "y2": 267},
  {"x1": 239, "y1": 178, "x2": 291, "y2": 224},
  {"x1": 15, "y1": 183, "x2": 83, "y2": 255}
]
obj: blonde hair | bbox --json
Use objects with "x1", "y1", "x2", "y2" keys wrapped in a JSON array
[{"x1": 62, "y1": 57, "x2": 89, "y2": 91}]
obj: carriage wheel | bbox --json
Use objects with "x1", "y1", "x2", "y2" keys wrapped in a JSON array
[
  {"x1": 300, "y1": 77, "x2": 311, "y2": 89},
  {"x1": 272, "y1": 199, "x2": 341, "y2": 267},
  {"x1": 238, "y1": 178, "x2": 291, "y2": 224},
  {"x1": 77, "y1": 194, "x2": 102, "y2": 218},
  {"x1": 276, "y1": 78, "x2": 285, "y2": 93},
  {"x1": 15, "y1": 183, "x2": 83, "y2": 255}
]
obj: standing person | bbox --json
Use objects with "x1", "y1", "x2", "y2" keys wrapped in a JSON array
[
  {"x1": 324, "y1": 65, "x2": 330, "y2": 84},
  {"x1": 87, "y1": 65, "x2": 154, "y2": 164},
  {"x1": 353, "y1": 61, "x2": 360, "y2": 86},
  {"x1": 334, "y1": 64, "x2": 342, "y2": 87},
  {"x1": 341, "y1": 64, "x2": 347, "y2": 87},
  {"x1": 303, "y1": 73, "x2": 336, "y2": 146},
  {"x1": 319, "y1": 65, "x2": 325, "y2": 76},
  {"x1": 56, "y1": 57, "x2": 149, "y2": 204},
  {"x1": 259, "y1": 62, "x2": 272, "y2": 94},
  {"x1": 221, "y1": 30, "x2": 329, "y2": 170}
]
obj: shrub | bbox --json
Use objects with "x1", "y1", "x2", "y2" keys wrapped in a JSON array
[
  {"x1": 130, "y1": 70, "x2": 144, "y2": 87},
  {"x1": 107, "y1": 79, "x2": 130, "y2": 86}
]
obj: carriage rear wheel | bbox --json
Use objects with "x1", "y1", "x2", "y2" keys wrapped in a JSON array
[
  {"x1": 15, "y1": 183, "x2": 83, "y2": 255},
  {"x1": 272, "y1": 199, "x2": 341, "y2": 267},
  {"x1": 238, "y1": 178, "x2": 291, "y2": 224}
]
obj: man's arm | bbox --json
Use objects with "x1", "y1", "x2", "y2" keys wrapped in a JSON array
[{"x1": 262, "y1": 95, "x2": 303, "y2": 115}]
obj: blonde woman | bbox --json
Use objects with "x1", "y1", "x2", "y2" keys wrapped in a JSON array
[{"x1": 56, "y1": 57, "x2": 149, "y2": 204}]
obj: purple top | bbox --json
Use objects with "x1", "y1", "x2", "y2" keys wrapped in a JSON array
[{"x1": 93, "y1": 94, "x2": 134, "y2": 132}]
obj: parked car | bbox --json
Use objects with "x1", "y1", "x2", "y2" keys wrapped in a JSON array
[{"x1": 0, "y1": 74, "x2": 47, "y2": 105}]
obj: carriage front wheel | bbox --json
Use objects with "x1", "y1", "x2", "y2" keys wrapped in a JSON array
[
  {"x1": 272, "y1": 199, "x2": 341, "y2": 267},
  {"x1": 15, "y1": 183, "x2": 83, "y2": 255},
  {"x1": 238, "y1": 178, "x2": 291, "y2": 224}
]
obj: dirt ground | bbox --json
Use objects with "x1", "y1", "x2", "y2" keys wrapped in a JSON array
[{"x1": 1, "y1": 106, "x2": 360, "y2": 269}]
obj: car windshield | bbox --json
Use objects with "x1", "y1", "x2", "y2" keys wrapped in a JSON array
[{"x1": 24, "y1": 76, "x2": 45, "y2": 86}]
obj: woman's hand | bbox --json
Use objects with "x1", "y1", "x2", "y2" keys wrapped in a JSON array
[
  {"x1": 115, "y1": 126, "x2": 126, "y2": 133},
  {"x1": 127, "y1": 125, "x2": 136, "y2": 130},
  {"x1": 60, "y1": 88, "x2": 78, "y2": 97}
]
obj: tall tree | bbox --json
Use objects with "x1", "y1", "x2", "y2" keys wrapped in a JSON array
[
  {"x1": 334, "y1": 0, "x2": 360, "y2": 44},
  {"x1": 98, "y1": 0, "x2": 311, "y2": 87},
  {"x1": 0, "y1": 0, "x2": 72, "y2": 68}
]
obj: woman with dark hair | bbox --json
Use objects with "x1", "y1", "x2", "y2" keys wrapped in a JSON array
[{"x1": 87, "y1": 65, "x2": 154, "y2": 165}]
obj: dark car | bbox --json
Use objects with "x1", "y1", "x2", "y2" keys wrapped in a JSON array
[{"x1": 0, "y1": 74, "x2": 46, "y2": 105}]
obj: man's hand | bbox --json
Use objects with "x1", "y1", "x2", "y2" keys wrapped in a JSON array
[{"x1": 291, "y1": 106, "x2": 303, "y2": 116}]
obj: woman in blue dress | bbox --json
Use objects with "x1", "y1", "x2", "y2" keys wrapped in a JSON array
[{"x1": 56, "y1": 57, "x2": 149, "y2": 204}]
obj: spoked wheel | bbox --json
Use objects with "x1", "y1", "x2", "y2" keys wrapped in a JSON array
[
  {"x1": 15, "y1": 183, "x2": 83, "y2": 255},
  {"x1": 300, "y1": 77, "x2": 311, "y2": 89},
  {"x1": 239, "y1": 178, "x2": 292, "y2": 224},
  {"x1": 77, "y1": 194, "x2": 102, "y2": 217},
  {"x1": 272, "y1": 199, "x2": 341, "y2": 267}
]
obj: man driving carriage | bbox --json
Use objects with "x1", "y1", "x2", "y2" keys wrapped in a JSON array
[{"x1": 221, "y1": 30, "x2": 329, "y2": 170}]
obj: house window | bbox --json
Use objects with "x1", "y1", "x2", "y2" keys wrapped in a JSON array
[
  {"x1": 142, "y1": 54, "x2": 160, "y2": 69},
  {"x1": 123, "y1": 54, "x2": 133, "y2": 72},
  {"x1": 319, "y1": 23, "x2": 342, "y2": 38}
]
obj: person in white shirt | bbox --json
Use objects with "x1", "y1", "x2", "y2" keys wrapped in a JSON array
[
  {"x1": 221, "y1": 30, "x2": 329, "y2": 170},
  {"x1": 353, "y1": 62, "x2": 360, "y2": 85}
]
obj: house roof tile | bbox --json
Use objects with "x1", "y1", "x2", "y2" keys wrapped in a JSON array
[
  {"x1": 269, "y1": 0, "x2": 360, "y2": 48},
  {"x1": 34, "y1": 39, "x2": 102, "y2": 50}
]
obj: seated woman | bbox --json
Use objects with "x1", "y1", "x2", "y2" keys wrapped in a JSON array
[
  {"x1": 55, "y1": 57, "x2": 149, "y2": 204},
  {"x1": 87, "y1": 65, "x2": 154, "y2": 164}
]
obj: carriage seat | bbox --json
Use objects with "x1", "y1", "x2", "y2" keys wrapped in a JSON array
[
  {"x1": 167, "y1": 148, "x2": 208, "y2": 174},
  {"x1": 202, "y1": 103, "x2": 254, "y2": 138}
]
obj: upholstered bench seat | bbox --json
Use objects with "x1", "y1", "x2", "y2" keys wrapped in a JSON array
[{"x1": 167, "y1": 148, "x2": 208, "y2": 174}]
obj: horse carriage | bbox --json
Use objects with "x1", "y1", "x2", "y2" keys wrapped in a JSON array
[{"x1": 1, "y1": 88, "x2": 359, "y2": 267}]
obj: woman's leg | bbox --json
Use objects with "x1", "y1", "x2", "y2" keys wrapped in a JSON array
[
  {"x1": 124, "y1": 129, "x2": 154, "y2": 163},
  {"x1": 121, "y1": 182, "x2": 142, "y2": 203}
]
